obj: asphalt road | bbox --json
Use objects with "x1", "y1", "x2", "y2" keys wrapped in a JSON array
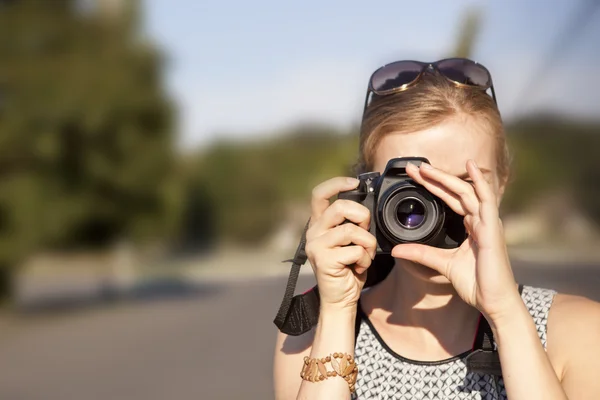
[{"x1": 0, "y1": 261, "x2": 598, "y2": 400}]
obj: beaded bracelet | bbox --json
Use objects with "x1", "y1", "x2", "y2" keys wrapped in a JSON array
[{"x1": 300, "y1": 352, "x2": 358, "y2": 393}]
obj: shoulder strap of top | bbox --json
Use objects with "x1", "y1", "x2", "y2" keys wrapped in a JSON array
[
  {"x1": 519, "y1": 284, "x2": 556, "y2": 349},
  {"x1": 355, "y1": 299, "x2": 365, "y2": 340}
]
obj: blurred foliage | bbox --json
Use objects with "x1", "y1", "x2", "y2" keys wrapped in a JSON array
[
  {"x1": 503, "y1": 115, "x2": 600, "y2": 220},
  {"x1": 0, "y1": 0, "x2": 181, "y2": 283},
  {"x1": 182, "y1": 125, "x2": 359, "y2": 245}
]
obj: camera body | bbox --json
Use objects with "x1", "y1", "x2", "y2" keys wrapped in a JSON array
[{"x1": 338, "y1": 157, "x2": 467, "y2": 254}]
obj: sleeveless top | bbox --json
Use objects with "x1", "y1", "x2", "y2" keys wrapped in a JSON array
[{"x1": 351, "y1": 285, "x2": 556, "y2": 400}]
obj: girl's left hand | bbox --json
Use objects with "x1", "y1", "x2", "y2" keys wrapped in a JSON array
[{"x1": 391, "y1": 160, "x2": 521, "y2": 325}]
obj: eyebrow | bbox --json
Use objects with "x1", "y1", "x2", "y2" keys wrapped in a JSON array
[{"x1": 456, "y1": 168, "x2": 492, "y2": 180}]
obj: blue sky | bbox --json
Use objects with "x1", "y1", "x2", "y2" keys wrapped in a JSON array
[{"x1": 143, "y1": 0, "x2": 600, "y2": 147}]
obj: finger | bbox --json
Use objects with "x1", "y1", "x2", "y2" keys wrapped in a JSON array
[
  {"x1": 330, "y1": 246, "x2": 372, "y2": 274},
  {"x1": 467, "y1": 160, "x2": 498, "y2": 222},
  {"x1": 353, "y1": 253, "x2": 372, "y2": 275},
  {"x1": 405, "y1": 162, "x2": 466, "y2": 215},
  {"x1": 311, "y1": 177, "x2": 360, "y2": 221},
  {"x1": 312, "y1": 199, "x2": 371, "y2": 235},
  {"x1": 318, "y1": 223, "x2": 377, "y2": 259},
  {"x1": 463, "y1": 214, "x2": 476, "y2": 238},
  {"x1": 410, "y1": 162, "x2": 479, "y2": 216},
  {"x1": 352, "y1": 268, "x2": 368, "y2": 284},
  {"x1": 391, "y1": 243, "x2": 450, "y2": 277}
]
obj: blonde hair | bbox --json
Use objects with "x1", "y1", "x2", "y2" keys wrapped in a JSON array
[{"x1": 356, "y1": 71, "x2": 510, "y2": 183}]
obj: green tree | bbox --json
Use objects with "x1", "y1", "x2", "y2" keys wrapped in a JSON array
[
  {"x1": 183, "y1": 125, "x2": 358, "y2": 246},
  {"x1": 503, "y1": 115, "x2": 600, "y2": 222},
  {"x1": 0, "y1": 0, "x2": 180, "y2": 297}
]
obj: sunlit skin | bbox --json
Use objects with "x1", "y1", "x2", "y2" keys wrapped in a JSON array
[{"x1": 274, "y1": 111, "x2": 600, "y2": 400}]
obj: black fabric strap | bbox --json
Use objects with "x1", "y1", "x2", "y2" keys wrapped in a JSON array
[
  {"x1": 472, "y1": 314, "x2": 496, "y2": 352},
  {"x1": 466, "y1": 314, "x2": 501, "y2": 375},
  {"x1": 273, "y1": 219, "x2": 313, "y2": 335},
  {"x1": 278, "y1": 285, "x2": 320, "y2": 335}
]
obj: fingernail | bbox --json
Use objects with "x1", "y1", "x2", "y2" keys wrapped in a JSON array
[
  {"x1": 347, "y1": 177, "x2": 359, "y2": 185},
  {"x1": 470, "y1": 160, "x2": 479, "y2": 168},
  {"x1": 420, "y1": 163, "x2": 433, "y2": 170},
  {"x1": 406, "y1": 162, "x2": 415, "y2": 170}
]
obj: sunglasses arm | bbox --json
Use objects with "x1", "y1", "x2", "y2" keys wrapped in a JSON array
[
  {"x1": 490, "y1": 84, "x2": 498, "y2": 106},
  {"x1": 362, "y1": 88, "x2": 372, "y2": 115}
]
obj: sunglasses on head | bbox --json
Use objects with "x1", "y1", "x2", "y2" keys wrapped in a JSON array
[{"x1": 363, "y1": 58, "x2": 497, "y2": 113}]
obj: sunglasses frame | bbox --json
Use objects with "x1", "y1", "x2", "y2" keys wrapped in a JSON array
[{"x1": 362, "y1": 58, "x2": 497, "y2": 114}]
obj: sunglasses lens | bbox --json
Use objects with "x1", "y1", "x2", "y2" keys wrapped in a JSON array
[
  {"x1": 371, "y1": 61, "x2": 423, "y2": 93},
  {"x1": 437, "y1": 59, "x2": 491, "y2": 87}
]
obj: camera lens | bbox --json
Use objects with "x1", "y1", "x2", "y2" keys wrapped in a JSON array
[
  {"x1": 396, "y1": 198, "x2": 426, "y2": 229},
  {"x1": 377, "y1": 181, "x2": 444, "y2": 245}
]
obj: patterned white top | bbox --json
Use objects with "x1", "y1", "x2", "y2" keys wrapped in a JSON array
[{"x1": 352, "y1": 286, "x2": 556, "y2": 399}]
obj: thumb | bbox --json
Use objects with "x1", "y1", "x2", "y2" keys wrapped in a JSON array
[{"x1": 391, "y1": 244, "x2": 449, "y2": 277}]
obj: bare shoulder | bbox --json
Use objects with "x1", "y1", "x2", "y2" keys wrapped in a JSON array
[
  {"x1": 547, "y1": 292, "x2": 600, "y2": 380},
  {"x1": 548, "y1": 293, "x2": 600, "y2": 340},
  {"x1": 273, "y1": 328, "x2": 315, "y2": 400}
]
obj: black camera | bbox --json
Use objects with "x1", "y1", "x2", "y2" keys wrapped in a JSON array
[{"x1": 338, "y1": 157, "x2": 467, "y2": 254}]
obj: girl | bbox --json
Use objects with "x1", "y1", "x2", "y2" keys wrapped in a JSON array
[{"x1": 274, "y1": 59, "x2": 600, "y2": 399}]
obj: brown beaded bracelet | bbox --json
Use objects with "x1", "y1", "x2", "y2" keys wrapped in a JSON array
[{"x1": 300, "y1": 352, "x2": 358, "y2": 393}]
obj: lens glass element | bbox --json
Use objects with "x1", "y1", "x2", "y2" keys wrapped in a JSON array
[{"x1": 396, "y1": 198, "x2": 426, "y2": 229}]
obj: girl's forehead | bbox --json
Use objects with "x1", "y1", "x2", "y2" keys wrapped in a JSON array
[{"x1": 373, "y1": 119, "x2": 497, "y2": 175}]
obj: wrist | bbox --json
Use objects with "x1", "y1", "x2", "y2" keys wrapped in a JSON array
[
  {"x1": 320, "y1": 302, "x2": 358, "y2": 317},
  {"x1": 319, "y1": 304, "x2": 357, "y2": 325},
  {"x1": 487, "y1": 297, "x2": 530, "y2": 335},
  {"x1": 311, "y1": 303, "x2": 357, "y2": 358}
]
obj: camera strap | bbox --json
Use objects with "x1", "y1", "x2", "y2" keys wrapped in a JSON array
[{"x1": 273, "y1": 219, "x2": 319, "y2": 336}]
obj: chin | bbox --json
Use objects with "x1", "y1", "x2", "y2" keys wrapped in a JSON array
[{"x1": 394, "y1": 258, "x2": 452, "y2": 285}]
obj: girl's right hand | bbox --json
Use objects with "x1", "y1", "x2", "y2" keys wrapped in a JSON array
[{"x1": 305, "y1": 177, "x2": 378, "y2": 312}]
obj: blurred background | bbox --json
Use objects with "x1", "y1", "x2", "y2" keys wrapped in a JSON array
[{"x1": 0, "y1": 0, "x2": 599, "y2": 399}]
